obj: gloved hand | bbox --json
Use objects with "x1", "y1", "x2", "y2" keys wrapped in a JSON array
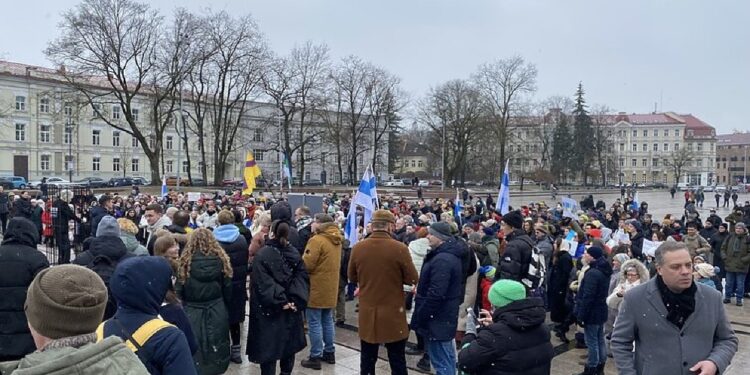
[{"x1": 465, "y1": 312, "x2": 478, "y2": 336}]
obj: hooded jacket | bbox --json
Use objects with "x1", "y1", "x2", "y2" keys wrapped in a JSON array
[
  {"x1": 606, "y1": 259, "x2": 650, "y2": 310},
  {"x1": 412, "y1": 237, "x2": 466, "y2": 341},
  {"x1": 0, "y1": 218, "x2": 49, "y2": 361},
  {"x1": 101, "y1": 257, "x2": 196, "y2": 375},
  {"x1": 89, "y1": 206, "x2": 108, "y2": 238},
  {"x1": 721, "y1": 229, "x2": 750, "y2": 273},
  {"x1": 214, "y1": 224, "x2": 249, "y2": 324},
  {"x1": 575, "y1": 256, "x2": 614, "y2": 325},
  {"x1": 120, "y1": 232, "x2": 148, "y2": 256},
  {"x1": 457, "y1": 298, "x2": 553, "y2": 375},
  {"x1": 303, "y1": 222, "x2": 343, "y2": 308},
  {"x1": 270, "y1": 202, "x2": 303, "y2": 252}
]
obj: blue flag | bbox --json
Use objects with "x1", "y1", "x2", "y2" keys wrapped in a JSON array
[
  {"x1": 497, "y1": 159, "x2": 510, "y2": 215},
  {"x1": 344, "y1": 207, "x2": 359, "y2": 247},
  {"x1": 161, "y1": 176, "x2": 168, "y2": 198},
  {"x1": 454, "y1": 189, "x2": 463, "y2": 224}
]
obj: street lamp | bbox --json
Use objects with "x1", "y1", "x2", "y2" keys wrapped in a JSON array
[{"x1": 66, "y1": 116, "x2": 73, "y2": 182}]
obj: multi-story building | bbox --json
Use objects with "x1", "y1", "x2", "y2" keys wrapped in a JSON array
[
  {"x1": 0, "y1": 60, "x2": 387, "y2": 184},
  {"x1": 392, "y1": 140, "x2": 431, "y2": 178},
  {"x1": 716, "y1": 133, "x2": 750, "y2": 185}
]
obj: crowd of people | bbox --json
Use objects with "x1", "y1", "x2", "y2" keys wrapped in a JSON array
[{"x1": 0, "y1": 183, "x2": 746, "y2": 374}]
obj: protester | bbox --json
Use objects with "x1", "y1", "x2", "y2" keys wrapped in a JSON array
[
  {"x1": 117, "y1": 218, "x2": 148, "y2": 256},
  {"x1": 606, "y1": 259, "x2": 649, "y2": 312},
  {"x1": 0, "y1": 218, "x2": 49, "y2": 361},
  {"x1": 144, "y1": 204, "x2": 172, "y2": 254},
  {"x1": 0, "y1": 186, "x2": 9, "y2": 235},
  {"x1": 498, "y1": 211, "x2": 534, "y2": 282},
  {"x1": 52, "y1": 189, "x2": 80, "y2": 264},
  {"x1": 270, "y1": 201, "x2": 303, "y2": 252},
  {"x1": 574, "y1": 246, "x2": 613, "y2": 375},
  {"x1": 548, "y1": 239, "x2": 573, "y2": 343},
  {"x1": 721, "y1": 222, "x2": 750, "y2": 306},
  {"x1": 90, "y1": 195, "x2": 112, "y2": 236},
  {"x1": 294, "y1": 205, "x2": 313, "y2": 251},
  {"x1": 611, "y1": 241, "x2": 738, "y2": 375},
  {"x1": 177, "y1": 228, "x2": 233, "y2": 374},
  {"x1": 0, "y1": 265, "x2": 149, "y2": 374}
]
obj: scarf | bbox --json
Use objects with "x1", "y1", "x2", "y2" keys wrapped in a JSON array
[{"x1": 656, "y1": 275, "x2": 696, "y2": 329}]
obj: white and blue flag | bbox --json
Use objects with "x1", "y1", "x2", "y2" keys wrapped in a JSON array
[
  {"x1": 344, "y1": 206, "x2": 359, "y2": 247},
  {"x1": 497, "y1": 159, "x2": 510, "y2": 215},
  {"x1": 454, "y1": 189, "x2": 463, "y2": 224},
  {"x1": 631, "y1": 191, "x2": 640, "y2": 211},
  {"x1": 161, "y1": 176, "x2": 168, "y2": 198}
]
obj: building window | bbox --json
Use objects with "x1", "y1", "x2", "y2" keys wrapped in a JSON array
[
  {"x1": 664, "y1": 143, "x2": 669, "y2": 152},
  {"x1": 112, "y1": 106, "x2": 121, "y2": 120},
  {"x1": 643, "y1": 130, "x2": 648, "y2": 137},
  {"x1": 40, "y1": 125, "x2": 51, "y2": 143},
  {"x1": 632, "y1": 130, "x2": 637, "y2": 138},
  {"x1": 254, "y1": 149, "x2": 265, "y2": 161},
  {"x1": 675, "y1": 129, "x2": 680, "y2": 137},
  {"x1": 619, "y1": 158, "x2": 624, "y2": 167},
  {"x1": 697, "y1": 143, "x2": 703, "y2": 152},
  {"x1": 642, "y1": 158, "x2": 647, "y2": 167},
  {"x1": 687, "y1": 143, "x2": 693, "y2": 152},
  {"x1": 411, "y1": 160, "x2": 416, "y2": 168},
  {"x1": 40, "y1": 155, "x2": 50, "y2": 171},
  {"x1": 113, "y1": 157, "x2": 121, "y2": 172},
  {"x1": 653, "y1": 143, "x2": 658, "y2": 152},
  {"x1": 15, "y1": 96, "x2": 26, "y2": 111},
  {"x1": 664, "y1": 129, "x2": 669, "y2": 137},
  {"x1": 64, "y1": 126, "x2": 73, "y2": 144},
  {"x1": 64, "y1": 103, "x2": 73, "y2": 119},
  {"x1": 39, "y1": 98, "x2": 50, "y2": 113},
  {"x1": 132, "y1": 137, "x2": 139, "y2": 148},
  {"x1": 92, "y1": 157, "x2": 101, "y2": 171},
  {"x1": 131, "y1": 108, "x2": 139, "y2": 122},
  {"x1": 92, "y1": 102, "x2": 102, "y2": 115},
  {"x1": 252, "y1": 129, "x2": 263, "y2": 142},
  {"x1": 631, "y1": 159, "x2": 636, "y2": 167},
  {"x1": 64, "y1": 155, "x2": 74, "y2": 171},
  {"x1": 674, "y1": 143, "x2": 680, "y2": 151},
  {"x1": 166, "y1": 160, "x2": 173, "y2": 173},
  {"x1": 182, "y1": 161, "x2": 189, "y2": 173},
  {"x1": 697, "y1": 159, "x2": 703, "y2": 167},
  {"x1": 131, "y1": 159, "x2": 139, "y2": 172},
  {"x1": 15, "y1": 123, "x2": 25, "y2": 141},
  {"x1": 619, "y1": 143, "x2": 625, "y2": 152},
  {"x1": 653, "y1": 158, "x2": 659, "y2": 167},
  {"x1": 92, "y1": 130, "x2": 100, "y2": 145},
  {"x1": 166, "y1": 136, "x2": 173, "y2": 150},
  {"x1": 418, "y1": 160, "x2": 423, "y2": 168},
  {"x1": 113, "y1": 131, "x2": 120, "y2": 147},
  {"x1": 632, "y1": 144, "x2": 637, "y2": 152}
]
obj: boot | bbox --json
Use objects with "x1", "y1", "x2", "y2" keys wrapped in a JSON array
[
  {"x1": 322, "y1": 351, "x2": 336, "y2": 364},
  {"x1": 575, "y1": 332, "x2": 587, "y2": 349},
  {"x1": 301, "y1": 357, "x2": 322, "y2": 370},
  {"x1": 229, "y1": 344, "x2": 242, "y2": 364},
  {"x1": 416, "y1": 356, "x2": 431, "y2": 372},
  {"x1": 596, "y1": 363, "x2": 605, "y2": 375},
  {"x1": 573, "y1": 366, "x2": 597, "y2": 375}
]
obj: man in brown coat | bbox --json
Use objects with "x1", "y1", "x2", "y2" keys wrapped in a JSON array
[
  {"x1": 301, "y1": 214, "x2": 344, "y2": 370},
  {"x1": 349, "y1": 209, "x2": 419, "y2": 375}
]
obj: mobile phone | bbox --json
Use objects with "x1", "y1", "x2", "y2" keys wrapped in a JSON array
[{"x1": 466, "y1": 308, "x2": 480, "y2": 329}]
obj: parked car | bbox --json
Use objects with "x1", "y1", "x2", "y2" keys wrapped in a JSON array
[
  {"x1": 191, "y1": 178, "x2": 206, "y2": 187},
  {"x1": 677, "y1": 182, "x2": 694, "y2": 191},
  {"x1": 132, "y1": 177, "x2": 149, "y2": 185},
  {"x1": 302, "y1": 179, "x2": 323, "y2": 186},
  {"x1": 165, "y1": 176, "x2": 190, "y2": 186},
  {"x1": 650, "y1": 182, "x2": 669, "y2": 189},
  {"x1": 0, "y1": 176, "x2": 27, "y2": 189},
  {"x1": 75, "y1": 177, "x2": 108, "y2": 188},
  {"x1": 701, "y1": 185, "x2": 715, "y2": 192},
  {"x1": 716, "y1": 185, "x2": 727, "y2": 193},
  {"x1": 30, "y1": 177, "x2": 69, "y2": 189},
  {"x1": 417, "y1": 180, "x2": 430, "y2": 187},
  {"x1": 384, "y1": 180, "x2": 404, "y2": 187},
  {"x1": 222, "y1": 178, "x2": 242, "y2": 187},
  {"x1": 108, "y1": 177, "x2": 134, "y2": 187},
  {"x1": 0, "y1": 177, "x2": 15, "y2": 190},
  {"x1": 430, "y1": 180, "x2": 443, "y2": 186}
]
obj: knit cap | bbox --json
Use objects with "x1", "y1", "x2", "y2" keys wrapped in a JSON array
[
  {"x1": 25, "y1": 265, "x2": 108, "y2": 339},
  {"x1": 587, "y1": 246, "x2": 604, "y2": 259},
  {"x1": 694, "y1": 263, "x2": 715, "y2": 279},
  {"x1": 479, "y1": 265, "x2": 496, "y2": 279},
  {"x1": 737, "y1": 222, "x2": 747, "y2": 232},
  {"x1": 428, "y1": 222, "x2": 453, "y2": 242},
  {"x1": 502, "y1": 211, "x2": 524, "y2": 229},
  {"x1": 613, "y1": 253, "x2": 630, "y2": 266},
  {"x1": 488, "y1": 279, "x2": 526, "y2": 308},
  {"x1": 96, "y1": 215, "x2": 121, "y2": 237}
]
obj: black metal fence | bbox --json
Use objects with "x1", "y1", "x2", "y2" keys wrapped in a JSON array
[{"x1": 45, "y1": 185, "x2": 94, "y2": 265}]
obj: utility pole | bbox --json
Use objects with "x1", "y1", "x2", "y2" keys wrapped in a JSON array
[{"x1": 441, "y1": 121, "x2": 446, "y2": 191}]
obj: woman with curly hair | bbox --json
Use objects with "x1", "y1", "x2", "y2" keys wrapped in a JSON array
[{"x1": 177, "y1": 228, "x2": 233, "y2": 375}]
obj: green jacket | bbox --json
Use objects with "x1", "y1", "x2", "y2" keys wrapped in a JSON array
[
  {"x1": 721, "y1": 232, "x2": 750, "y2": 273},
  {"x1": 0, "y1": 336, "x2": 148, "y2": 375}
]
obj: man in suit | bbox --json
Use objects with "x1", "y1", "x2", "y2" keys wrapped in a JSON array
[{"x1": 611, "y1": 241, "x2": 738, "y2": 375}]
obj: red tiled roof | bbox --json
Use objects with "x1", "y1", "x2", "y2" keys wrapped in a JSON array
[
  {"x1": 676, "y1": 114, "x2": 716, "y2": 138},
  {"x1": 717, "y1": 133, "x2": 750, "y2": 146}
]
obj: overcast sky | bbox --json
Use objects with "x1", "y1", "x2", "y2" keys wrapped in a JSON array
[{"x1": 1, "y1": 0, "x2": 747, "y2": 133}]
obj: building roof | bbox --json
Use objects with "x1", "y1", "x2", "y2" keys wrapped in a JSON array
[
  {"x1": 399, "y1": 141, "x2": 430, "y2": 158},
  {"x1": 717, "y1": 133, "x2": 750, "y2": 146}
]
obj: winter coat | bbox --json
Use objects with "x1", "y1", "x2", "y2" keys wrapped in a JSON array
[
  {"x1": 683, "y1": 234, "x2": 711, "y2": 260},
  {"x1": 348, "y1": 231, "x2": 419, "y2": 344},
  {"x1": 482, "y1": 236, "x2": 500, "y2": 267},
  {"x1": 159, "y1": 303, "x2": 198, "y2": 355},
  {"x1": 303, "y1": 223, "x2": 343, "y2": 309},
  {"x1": 408, "y1": 238, "x2": 430, "y2": 274},
  {"x1": 611, "y1": 279, "x2": 738, "y2": 375},
  {"x1": 457, "y1": 254, "x2": 479, "y2": 333},
  {"x1": 120, "y1": 233, "x2": 148, "y2": 256},
  {"x1": 102, "y1": 257, "x2": 197, "y2": 375},
  {"x1": 0, "y1": 218, "x2": 49, "y2": 360},
  {"x1": 89, "y1": 206, "x2": 109, "y2": 238},
  {"x1": 269, "y1": 202, "x2": 303, "y2": 252},
  {"x1": 457, "y1": 298, "x2": 553, "y2": 375},
  {"x1": 630, "y1": 231, "x2": 645, "y2": 260},
  {"x1": 606, "y1": 259, "x2": 649, "y2": 310},
  {"x1": 535, "y1": 235, "x2": 554, "y2": 267},
  {"x1": 498, "y1": 229, "x2": 534, "y2": 282},
  {"x1": 0, "y1": 336, "x2": 149, "y2": 375},
  {"x1": 52, "y1": 199, "x2": 78, "y2": 235},
  {"x1": 176, "y1": 252, "x2": 232, "y2": 375},
  {"x1": 710, "y1": 231, "x2": 729, "y2": 269},
  {"x1": 214, "y1": 224, "x2": 249, "y2": 324},
  {"x1": 721, "y1": 230, "x2": 750, "y2": 273},
  {"x1": 296, "y1": 216, "x2": 313, "y2": 253},
  {"x1": 574, "y1": 256, "x2": 613, "y2": 325},
  {"x1": 12, "y1": 199, "x2": 32, "y2": 220},
  {"x1": 248, "y1": 231, "x2": 266, "y2": 267},
  {"x1": 30, "y1": 206, "x2": 42, "y2": 233},
  {"x1": 412, "y1": 238, "x2": 465, "y2": 341},
  {"x1": 246, "y1": 239, "x2": 309, "y2": 364},
  {"x1": 0, "y1": 192, "x2": 8, "y2": 215},
  {"x1": 548, "y1": 251, "x2": 573, "y2": 323}
]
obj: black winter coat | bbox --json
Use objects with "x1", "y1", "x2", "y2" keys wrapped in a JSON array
[
  {"x1": 574, "y1": 257, "x2": 613, "y2": 325},
  {"x1": 458, "y1": 298, "x2": 553, "y2": 375},
  {"x1": 89, "y1": 206, "x2": 109, "y2": 237},
  {"x1": 214, "y1": 224, "x2": 249, "y2": 324},
  {"x1": 412, "y1": 238, "x2": 465, "y2": 341},
  {"x1": 246, "y1": 239, "x2": 309, "y2": 364},
  {"x1": 548, "y1": 251, "x2": 573, "y2": 323},
  {"x1": 52, "y1": 198, "x2": 79, "y2": 234},
  {"x1": 269, "y1": 202, "x2": 304, "y2": 252},
  {"x1": 0, "y1": 218, "x2": 49, "y2": 360},
  {"x1": 12, "y1": 198, "x2": 32, "y2": 220},
  {"x1": 498, "y1": 229, "x2": 534, "y2": 282},
  {"x1": 630, "y1": 231, "x2": 645, "y2": 260}
]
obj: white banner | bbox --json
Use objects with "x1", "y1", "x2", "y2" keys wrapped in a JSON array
[
  {"x1": 561, "y1": 197, "x2": 579, "y2": 219},
  {"x1": 187, "y1": 192, "x2": 201, "y2": 202},
  {"x1": 642, "y1": 239, "x2": 663, "y2": 258}
]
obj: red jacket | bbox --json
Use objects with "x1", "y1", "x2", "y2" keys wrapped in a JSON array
[{"x1": 480, "y1": 278, "x2": 493, "y2": 311}]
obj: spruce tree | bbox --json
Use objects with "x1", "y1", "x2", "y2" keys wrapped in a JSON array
[
  {"x1": 551, "y1": 114, "x2": 573, "y2": 183},
  {"x1": 572, "y1": 82, "x2": 594, "y2": 185}
]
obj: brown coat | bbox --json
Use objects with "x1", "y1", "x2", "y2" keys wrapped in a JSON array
[
  {"x1": 303, "y1": 223, "x2": 343, "y2": 308},
  {"x1": 348, "y1": 231, "x2": 419, "y2": 344}
]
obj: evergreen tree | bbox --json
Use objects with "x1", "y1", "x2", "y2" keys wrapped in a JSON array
[
  {"x1": 551, "y1": 114, "x2": 573, "y2": 183},
  {"x1": 572, "y1": 82, "x2": 594, "y2": 185}
]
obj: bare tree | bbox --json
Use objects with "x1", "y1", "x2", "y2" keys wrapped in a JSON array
[
  {"x1": 664, "y1": 147, "x2": 694, "y2": 185},
  {"x1": 590, "y1": 104, "x2": 615, "y2": 186},
  {"x1": 320, "y1": 89, "x2": 347, "y2": 184},
  {"x1": 473, "y1": 56, "x2": 537, "y2": 166},
  {"x1": 367, "y1": 67, "x2": 405, "y2": 178}
]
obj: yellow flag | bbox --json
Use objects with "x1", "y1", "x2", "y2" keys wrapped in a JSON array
[{"x1": 242, "y1": 151, "x2": 262, "y2": 196}]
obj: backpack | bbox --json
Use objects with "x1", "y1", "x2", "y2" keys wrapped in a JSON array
[
  {"x1": 96, "y1": 318, "x2": 174, "y2": 369},
  {"x1": 88, "y1": 254, "x2": 119, "y2": 319},
  {"x1": 522, "y1": 245, "x2": 547, "y2": 291}
]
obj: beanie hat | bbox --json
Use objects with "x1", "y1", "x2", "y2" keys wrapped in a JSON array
[
  {"x1": 96, "y1": 215, "x2": 120, "y2": 237},
  {"x1": 613, "y1": 253, "x2": 630, "y2": 266},
  {"x1": 694, "y1": 263, "x2": 715, "y2": 279},
  {"x1": 25, "y1": 265, "x2": 108, "y2": 339},
  {"x1": 483, "y1": 227, "x2": 496, "y2": 236},
  {"x1": 479, "y1": 265, "x2": 496, "y2": 279},
  {"x1": 502, "y1": 211, "x2": 524, "y2": 229},
  {"x1": 468, "y1": 232, "x2": 483, "y2": 244},
  {"x1": 488, "y1": 279, "x2": 526, "y2": 308},
  {"x1": 737, "y1": 222, "x2": 747, "y2": 232},
  {"x1": 428, "y1": 222, "x2": 453, "y2": 242},
  {"x1": 587, "y1": 246, "x2": 604, "y2": 260}
]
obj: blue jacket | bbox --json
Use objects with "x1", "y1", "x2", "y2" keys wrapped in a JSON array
[
  {"x1": 575, "y1": 256, "x2": 613, "y2": 325},
  {"x1": 412, "y1": 237, "x2": 465, "y2": 341},
  {"x1": 103, "y1": 256, "x2": 197, "y2": 375}
]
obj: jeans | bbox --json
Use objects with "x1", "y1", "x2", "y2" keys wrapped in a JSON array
[
  {"x1": 259, "y1": 355, "x2": 294, "y2": 375},
  {"x1": 584, "y1": 324, "x2": 606, "y2": 367},
  {"x1": 0, "y1": 212, "x2": 7, "y2": 234},
  {"x1": 725, "y1": 271, "x2": 747, "y2": 301},
  {"x1": 427, "y1": 339, "x2": 456, "y2": 375},
  {"x1": 307, "y1": 308, "x2": 335, "y2": 358},
  {"x1": 360, "y1": 339, "x2": 407, "y2": 375}
]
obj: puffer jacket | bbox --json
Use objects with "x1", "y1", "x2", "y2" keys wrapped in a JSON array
[
  {"x1": 120, "y1": 233, "x2": 148, "y2": 256},
  {"x1": 574, "y1": 256, "x2": 613, "y2": 325},
  {"x1": 303, "y1": 223, "x2": 343, "y2": 309},
  {"x1": 0, "y1": 218, "x2": 49, "y2": 360},
  {"x1": 498, "y1": 229, "x2": 534, "y2": 282},
  {"x1": 457, "y1": 298, "x2": 553, "y2": 375},
  {"x1": 214, "y1": 224, "x2": 249, "y2": 324}
]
